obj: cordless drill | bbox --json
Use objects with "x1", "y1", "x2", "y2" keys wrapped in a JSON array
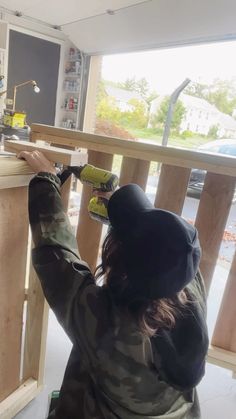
[{"x1": 59, "y1": 164, "x2": 119, "y2": 223}]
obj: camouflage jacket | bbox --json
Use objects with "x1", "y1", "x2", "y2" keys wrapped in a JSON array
[{"x1": 29, "y1": 173, "x2": 209, "y2": 419}]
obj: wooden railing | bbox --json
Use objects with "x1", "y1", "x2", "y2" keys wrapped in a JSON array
[
  {"x1": 31, "y1": 124, "x2": 236, "y2": 375},
  {"x1": 1, "y1": 122, "x2": 235, "y2": 416}
]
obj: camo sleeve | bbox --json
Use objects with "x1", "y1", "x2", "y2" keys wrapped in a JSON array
[{"x1": 28, "y1": 172, "x2": 95, "y2": 342}]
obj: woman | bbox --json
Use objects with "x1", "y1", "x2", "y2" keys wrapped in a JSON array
[{"x1": 19, "y1": 150, "x2": 208, "y2": 419}]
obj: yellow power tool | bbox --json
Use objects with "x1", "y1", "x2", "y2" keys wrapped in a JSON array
[{"x1": 59, "y1": 164, "x2": 119, "y2": 223}]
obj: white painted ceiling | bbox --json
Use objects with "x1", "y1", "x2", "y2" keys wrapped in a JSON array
[
  {"x1": 0, "y1": 0, "x2": 148, "y2": 26},
  {"x1": 1, "y1": 0, "x2": 236, "y2": 54}
]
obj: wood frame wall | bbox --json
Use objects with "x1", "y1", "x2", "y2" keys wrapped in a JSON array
[{"x1": 0, "y1": 122, "x2": 236, "y2": 416}]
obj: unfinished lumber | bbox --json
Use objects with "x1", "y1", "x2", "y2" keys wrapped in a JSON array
[
  {"x1": 207, "y1": 345, "x2": 236, "y2": 373},
  {"x1": 155, "y1": 165, "x2": 191, "y2": 215},
  {"x1": 0, "y1": 157, "x2": 33, "y2": 177},
  {"x1": 4, "y1": 140, "x2": 87, "y2": 166},
  {"x1": 119, "y1": 157, "x2": 150, "y2": 190},
  {"x1": 31, "y1": 124, "x2": 236, "y2": 176},
  {"x1": 195, "y1": 172, "x2": 236, "y2": 292},
  {"x1": 0, "y1": 157, "x2": 34, "y2": 190},
  {"x1": 0, "y1": 187, "x2": 29, "y2": 402},
  {"x1": 211, "y1": 251, "x2": 236, "y2": 352},
  {"x1": 0, "y1": 378, "x2": 39, "y2": 419},
  {"x1": 76, "y1": 150, "x2": 113, "y2": 272}
]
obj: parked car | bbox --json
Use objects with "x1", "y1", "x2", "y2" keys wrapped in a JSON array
[{"x1": 187, "y1": 139, "x2": 236, "y2": 201}]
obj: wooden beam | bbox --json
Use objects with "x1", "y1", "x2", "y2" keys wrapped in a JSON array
[
  {"x1": 119, "y1": 157, "x2": 150, "y2": 190},
  {"x1": 83, "y1": 55, "x2": 102, "y2": 133},
  {"x1": 31, "y1": 124, "x2": 236, "y2": 176},
  {"x1": 195, "y1": 173, "x2": 236, "y2": 291},
  {"x1": 0, "y1": 378, "x2": 40, "y2": 419},
  {"x1": 0, "y1": 157, "x2": 34, "y2": 177},
  {"x1": 155, "y1": 165, "x2": 191, "y2": 214},
  {"x1": 211, "y1": 251, "x2": 236, "y2": 352},
  {"x1": 4, "y1": 140, "x2": 87, "y2": 166},
  {"x1": 207, "y1": 345, "x2": 236, "y2": 373},
  {"x1": 0, "y1": 174, "x2": 34, "y2": 190},
  {"x1": 0, "y1": 187, "x2": 29, "y2": 402}
]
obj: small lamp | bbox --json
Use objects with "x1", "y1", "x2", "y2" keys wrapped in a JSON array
[{"x1": 12, "y1": 80, "x2": 40, "y2": 111}]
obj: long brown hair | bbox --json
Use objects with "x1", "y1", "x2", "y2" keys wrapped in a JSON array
[{"x1": 95, "y1": 228, "x2": 188, "y2": 337}]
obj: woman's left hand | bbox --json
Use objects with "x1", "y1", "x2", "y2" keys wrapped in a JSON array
[{"x1": 18, "y1": 150, "x2": 57, "y2": 175}]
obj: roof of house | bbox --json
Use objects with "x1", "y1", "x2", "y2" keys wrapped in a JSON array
[
  {"x1": 105, "y1": 85, "x2": 144, "y2": 103},
  {"x1": 150, "y1": 93, "x2": 236, "y2": 131},
  {"x1": 181, "y1": 94, "x2": 218, "y2": 113}
]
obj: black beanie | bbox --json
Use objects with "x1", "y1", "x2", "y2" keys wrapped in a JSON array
[{"x1": 107, "y1": 184, "x2": 201, "y2": 299}]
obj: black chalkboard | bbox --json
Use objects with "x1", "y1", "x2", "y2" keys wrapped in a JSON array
[{"x1": 8, "y1": 30, "x2": 60, "y2": 126}]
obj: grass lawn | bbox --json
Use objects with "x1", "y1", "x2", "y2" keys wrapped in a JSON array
[
  {"x1": 112, "y1": 127, "x2": 216, "y2": 176},
  {"x1": 129, "y1": 127, "x2": 212, "y2": 150}
]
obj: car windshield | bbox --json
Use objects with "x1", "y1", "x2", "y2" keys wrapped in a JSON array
[{"x1": 199, "y1": 142, "x2": 236, "y2": 156}]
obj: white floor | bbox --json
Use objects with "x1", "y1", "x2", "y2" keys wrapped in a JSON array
[{"x1": 15, "y1": 264, "x2": 236, "y2": 419}]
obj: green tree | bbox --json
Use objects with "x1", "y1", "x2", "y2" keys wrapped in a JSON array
[
  {"x1": 185, "y1": 78, "x2": 236, "y2": 116},
  {"x1": 118, "y1": 77, "x2": 158, "y2": 121},
  {"x1": 135, "y1": 78, "x2": 149, "y2": 98},
  {"x1": 152, "y1": 96, "x2": 186, "y2": 131},
  {"x1": 208, "y1": 124, "x2": 219, "y2": 138},
  {"x1": 121, "y1": 98, "x2": 148, "y2": 128},
  {"x1": 96, "y1": 95, "x2": 122, "y2": 124},
  {"x1": 118, "y1": 77, "x2": 137, "y2": 91},
  {"x1": 185, "y1": 81, "x2": 209, "y2": 98}
]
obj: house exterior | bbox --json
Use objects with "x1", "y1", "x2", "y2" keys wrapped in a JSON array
[
  {"x1": 149, "y1": 94, "x2": 236, "y2": 138},
  {"x1": 104, "y1": 85, "x2": 146, "y2": 112}
]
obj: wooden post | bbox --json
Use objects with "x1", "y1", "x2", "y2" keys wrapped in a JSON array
[
  {"x1": 195, "y1": 172, "x2": 236, "y2": 291},
  {"x1": 83, "y1": 55, "x2": 102, "y2": 133},
  {"x1": 119, "y1": 157, "x2": 150, "y2": 190},
  {"x1": 155, "y1": 165, "x2": 191, "y2": 214},
  {"x1": 0, "y1": 187, "x2": 29, "y2": 401},
  {"x1": 211, "y1": 251, "x2": 236, "y2": 352}
]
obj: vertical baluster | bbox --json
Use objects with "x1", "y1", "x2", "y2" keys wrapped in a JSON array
[
  {"x1": 119, "y1": 157, "x2": 150, "y2": 190},
  {"x1": 155, "y1": 164, "x2": 191, "y2": 214},
  {"x1": 195, "y1": 172, "x2": 235, "y2": 291},
  {"x1": 212, "y1": 250, "x2": 236, "y2": 352}
]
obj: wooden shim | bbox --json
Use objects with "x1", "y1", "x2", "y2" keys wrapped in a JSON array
[
  {"x1": 4, "y1": 140, "x2": 87, "y2": 166},
  {"x1": 0, "y1": 187, "x2": 29, "y2": 402},
  {"x1": 31, "y1": 124, "x2": 236, "y2": 176},
  {"x1": 76, "y1": 150, "x2": 113, "y2": 272},
  {"x1": 0, "y1": 378, "x2": 39, "y2": 419},
  {"x1": 155, "y1": 165, "x2": 191, "y2": 214},
  {"x1": 119, "y1": 157, "x2": 150, "y2": 190},
  {"x1": 195, "y1": 172, "x2": 236, "y2": 292},
  {"x1": 211, "y1": 251, "x2": 236, "y2": 352},
  {"x1": 207, "y1": 345, "x2": 236, "y2": 373}
]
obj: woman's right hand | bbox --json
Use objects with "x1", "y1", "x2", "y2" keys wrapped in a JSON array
[
  {"x1": 92, "y1": 186, "x2": 119, "y2": 201},
  {"x1": 18, "y1": 150, "x2": 57, "y2": 175}
]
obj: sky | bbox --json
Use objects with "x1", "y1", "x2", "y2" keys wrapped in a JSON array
[{"x1": 102, "y1": 40, "x2": 236, "y2": 95}]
